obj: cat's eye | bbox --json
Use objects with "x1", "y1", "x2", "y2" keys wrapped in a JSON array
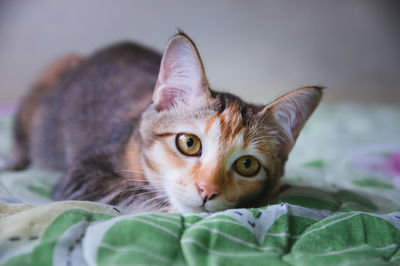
[
  {"x1": 176, "y1": 133, "x2": 202, "y2": 156},
  {"x1": 233, "y1": 156, "x2": 261, "y2": 177}
]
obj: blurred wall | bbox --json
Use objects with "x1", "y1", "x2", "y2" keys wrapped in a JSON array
[{"x1": 0, "y1": 0, "x2": 399, "y2": 104}]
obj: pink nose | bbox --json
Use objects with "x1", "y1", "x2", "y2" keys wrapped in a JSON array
[{"x1": 195, "y1": 182, "x2": 221, "y2": 205}]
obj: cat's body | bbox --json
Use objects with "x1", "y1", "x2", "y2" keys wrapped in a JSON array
[{"x1": 1, "y1": 33, "x2": 322, "y2": 213}]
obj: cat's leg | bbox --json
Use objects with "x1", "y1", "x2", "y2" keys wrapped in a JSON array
[
  {"x1": 0, "y1": 54, "x2": 84, "y2": 172},
  {"x1": 52, "y1": 147, "x2": 122, "y2": 202},
  {"x1": 51, "y1": 146, "x2": 164, "y2": 213}
]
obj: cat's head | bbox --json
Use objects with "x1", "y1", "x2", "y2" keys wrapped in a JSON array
[{"x1": 139, "y1": 33, "x2": 322, "y2": 213}]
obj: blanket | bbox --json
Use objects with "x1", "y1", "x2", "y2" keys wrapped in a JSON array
[{"x1": 1, "y1": 103, "x2": 400, "y2": 266}]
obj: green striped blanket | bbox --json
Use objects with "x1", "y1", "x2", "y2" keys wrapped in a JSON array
[{"x1": 1, "y1": 103, "x2": 400, "y2": 265}]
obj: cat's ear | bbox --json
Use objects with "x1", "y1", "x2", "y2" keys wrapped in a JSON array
[
  {"x1": 261, "y1": 86, "x2": 323, "y2": 153},
  {"x1": 153, "y1": 34, "x2": 211, "y2": 111}
]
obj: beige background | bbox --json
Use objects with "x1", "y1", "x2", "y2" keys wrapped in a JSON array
[{"x1": 0, "y1": 0, "x2": 399, "y2": 104}]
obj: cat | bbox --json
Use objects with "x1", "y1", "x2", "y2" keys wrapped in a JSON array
[{"x1": 0, "y1": 32, "x2": 322, "y2": 213}]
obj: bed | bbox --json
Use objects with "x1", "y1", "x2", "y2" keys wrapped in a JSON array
[{"x1": 1, "y1": 103, "x2": 399, "y2": 265}]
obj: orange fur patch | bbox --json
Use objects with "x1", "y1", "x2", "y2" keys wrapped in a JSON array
[
  {"x1": 237, "y1": 179, "x2": 264, "y2": 196},
  {"x1": 193, "y1": 162, "x2": 232, "y2": 195},
  {"x1": 204, "y1": 117, "x2": 215, "y2": 134},
  {"x1": 218, "y1": 103, "x2": 244, "y2": 144}
]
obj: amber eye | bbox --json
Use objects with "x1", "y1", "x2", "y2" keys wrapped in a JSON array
[
  {"x1": 176, "y1": 133, "x2": 202, "y2": 156},
  {"x1": 233, "y1": 156, "x2": 261, "y2": 177}
]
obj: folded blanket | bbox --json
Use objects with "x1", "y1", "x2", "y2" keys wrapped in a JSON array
[{"x1": 1, "y1": 103, "x2": 400, "y2": 266}]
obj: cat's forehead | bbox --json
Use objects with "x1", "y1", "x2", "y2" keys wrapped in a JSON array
[
  {"x1": 211, "y1": 94, "x2": 279, "y2": 155},
  {"x1": 207, "y1": 102, "x2": 247, "y2": 143},
  {"x1": 171, "y1": 92, "x2": 262, "y2": 123},
  {"x1": 158, "y1": 92, "x2": 261, "y2": 132},
  {"x1": 151, "y1": 91, "x2": 278, "y2": 146}
]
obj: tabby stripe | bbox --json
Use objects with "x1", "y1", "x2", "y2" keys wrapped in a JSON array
[
  {"x1": 239, "y1": 105, "x2": 248, "y2": 126},
  {"x1": 218, "y1": 94, "x2": 226, "y2": 114}
]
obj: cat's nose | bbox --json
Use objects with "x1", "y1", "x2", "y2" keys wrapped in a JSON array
[{"x1": 195, "y1": 182, "x2": 221, "y2": 205}]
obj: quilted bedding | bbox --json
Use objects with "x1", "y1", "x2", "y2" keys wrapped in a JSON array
[{"x1": 0, "y1": 103, "x2": 400, "y2": 266}]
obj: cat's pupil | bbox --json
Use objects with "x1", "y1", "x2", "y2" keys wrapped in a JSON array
[
  {"x1": 187, "y1": 138, "x2": 194, "y2": 148},
  {"x1": 243, "y1": 158, "x2": 251, "y2": 168}
]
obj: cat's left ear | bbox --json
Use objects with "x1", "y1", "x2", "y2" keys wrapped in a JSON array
[
  {"x1": 260, "y1": 86, "x2": 323, "y2": 153},
  {"x1": 153, "y1": 34, "x2": 211, "y2": 111}
]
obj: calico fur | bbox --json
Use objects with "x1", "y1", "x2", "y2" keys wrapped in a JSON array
[{"x1": 1, "y1": 33, "x2": 323, "y2": 213}]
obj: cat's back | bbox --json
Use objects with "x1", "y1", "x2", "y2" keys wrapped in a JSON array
[{"x1": 32, "y1": 42, "x2": 162, "y2": 169}]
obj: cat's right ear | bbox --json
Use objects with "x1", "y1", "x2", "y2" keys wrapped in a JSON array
[
  {"x1": 259, "y1": 86, "x2": 323, "y2": 154},
  {"x1": 153, "y1": 34, "x2": 211, "y2": 111}
]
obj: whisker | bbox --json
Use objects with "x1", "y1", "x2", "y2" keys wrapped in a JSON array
[
  {"x1": 138, "y1": 194, "x2": 169, "y2": 210},
  {"x1": 108, "y1": 189, "x2": 161, "y2": 206},
  {"x1": 148, "y1": 200, "x2": 170, "y2": 212},
  {"x1": 128, "y1": 190, "x2": 159, "y2": 199},
  {"x1": 118, "y1": 187, "x2": 164, "y2": 196},
  {"x1": 148, "y1": 200, "x2": 169, "y2": 212},
  {"x1": 110, "y1": 185, "x2": 164, "y2": 198}
]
